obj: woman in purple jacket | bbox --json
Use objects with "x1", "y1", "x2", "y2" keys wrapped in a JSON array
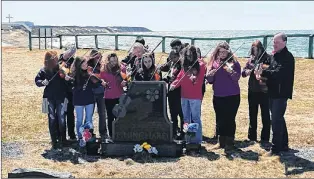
[{"x1": 206, "y1": 42, "x2": 241, "y2": 151}]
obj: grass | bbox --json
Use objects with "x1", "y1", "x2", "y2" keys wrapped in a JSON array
[{"x1": 2, "y1": 47, "x2": 314, "y2": 178}]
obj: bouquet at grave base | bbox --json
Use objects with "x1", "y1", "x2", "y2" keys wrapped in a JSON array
[
  {"x1": 183, "y1": 122, "x2": 199, "y2": 137},
  {"x1": 133, "y1": 142, "x2": 158, "y2": 156},
  {"x1": 79, "y1": 124, "x2": 96, "y2": 147}
]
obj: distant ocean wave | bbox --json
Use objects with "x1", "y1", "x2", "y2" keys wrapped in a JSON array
[{"x1": 56, "y1": 30, "x2": 314, "y2": 58}]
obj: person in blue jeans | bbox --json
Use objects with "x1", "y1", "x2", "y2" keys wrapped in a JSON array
[
  {"x1": 35, "y1": 51, "x2": 69, "y2": 149},
  {"x1": 69, "y1": 56, "x2": 104, "y2": 146},
  {"x1": 170, "y1": 45, "x2": 206, "y2": 149},
  {"x1": 257, "y1": 32, "x2": 295, "y2": 156}
]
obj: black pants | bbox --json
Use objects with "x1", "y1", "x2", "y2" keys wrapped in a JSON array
[
  {"x1": 105, "y1": 98, "x2": 119, "y2": 137},
  {"x1": 269, "y1": 98, "x2": 289, "y2": 153},
  {"x1": 48, "y1": 99, "x2": 66, "y2": 144},
  {"x1": 168, "y1": 87, "x2": 184, "y2": 135},
  {"x1": 248, "y1": 91, "x2": 271, "y2": 141},
  {"x1": 213, "y1": 95, "x2": 240, "y2": 138},
  {"x1": 94, "y1": 94, "x2": 107, "y2": 137},
  {"x1": 65, "y1": 92, "x2": 75, "y2": 138}
]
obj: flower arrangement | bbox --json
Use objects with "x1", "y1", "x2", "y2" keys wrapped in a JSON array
[
  {"x1": 133, "y1": 142, "x2": 158, "y2": 163},
  {"x1": 79, "y1": 126, "x2": 95, "y2": 147},
  {"x1": 183, "y1": 122, "x2": 199, "y2": 137},
  {"x1": 133, "y1": 142, "x2": 158, "y2": 155}
]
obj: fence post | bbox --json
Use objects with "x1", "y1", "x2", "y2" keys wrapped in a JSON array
[
  {"x1": 263, "y1": 36, "x2": 268, "y2": 49},
  {"x1": 191, "y1": 38, "x2": 195, "y2": 46},
  {"x1": 115, "y1": 35, "x2": 119, "y2": 50},
  {"x1": 59, "y1": 35, "x2": 63, "y2": 49},
  {"x1": 95, "y1": 35, "x2": 99, "y2": 49},
  {"x1": 28, "y1": 31, "x2": 32, "y2": 51},
  {"x1": 309, "y1": 34, "x2": 313, "y2": 59},
  {"x1": 75, "y1": 35, "x2": 79, "y2": 49},
  {"x1": 51, "y1": 29, "x2": 53, "y2": 49},
  {"x1": 44, "y1": 28, "x2": 47, "y2": 50},
  {"x1": 162, "y1": 37, "x2": 166, "y2": 53},
  {"x1": 38, "y1": 28, "x2": 41, "y2": 49}
]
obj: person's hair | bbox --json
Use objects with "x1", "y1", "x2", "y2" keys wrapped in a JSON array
[
  {"x1": 132, "y1": 42, "x2": 145, "y2": 53},
  {"x1": 44, "y1": 51, "x2": 58, "y2": 71},
  {"x1": 70, "y1": 56, "x2": 87, "y2": 85},
  {"x1": 169, "y1": 50, "x2": 180, "y2": 60},
  {"x1": 88, "y1": 50, "x2": 102, "y2": 69},
  {"x1": 196, "y1": 47, "x2": 201, "y2": 58},
  {"x1": 250, "y1": 40, "x2": 269, "y2": 63},
  {"x1": 275, "y1": 32, "x2": 287, "y2": 42},
  {"x1": 141, "y1": 52, "x2": 155, "y2": 71},
  {"x1": 135, "y1": 36, "x2": 145, "y2": 46},
  {"x1": 101, "y1": 53, "x2": 120, "y2": 74},
  {"x1": 208, "y1": 41, "x2": 237, "y2": 68},
  {"x1": 180, "y1": 45, "x2": 200, "y2": 73}
]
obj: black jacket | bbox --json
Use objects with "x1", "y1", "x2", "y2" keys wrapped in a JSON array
[
  {"x1": 242, "y1": 54, "x2": 272, "y2": 93},
  {"x1": 261, "y1": 47, "x2": 295, "y2": 99},
  {"x1": 160, "y1": 57, "x2": 182, "y2": 84},
  {"x1": 35, "y1": 68, "x2": 68, "y2": 101}
]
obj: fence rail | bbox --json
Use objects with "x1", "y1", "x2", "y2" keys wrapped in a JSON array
[{"x1": 29, "y1": 31, "x2": 314, "y2": 59}]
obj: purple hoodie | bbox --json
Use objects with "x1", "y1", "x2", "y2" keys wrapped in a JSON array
[{"x1": 206, "y1": 60, "x2": 241, "y2": 97}]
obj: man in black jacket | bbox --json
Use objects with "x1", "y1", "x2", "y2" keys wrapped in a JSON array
[{"x1": 257, "y1": 32, "x2": 295, "y2": 155}]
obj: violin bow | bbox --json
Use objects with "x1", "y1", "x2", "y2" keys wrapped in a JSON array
[
  {"x1": 149, "y1": 54, "x2": 168, "y2": 81},
  {"x1": 211, "y1": 41, "x2": 247, "y2": 75},
  {"x1": 161, "y1": 54, "x2": 181, "y2": 80},
  {"x1": 169, "y1": 57, "x2": 200, "y2": 90},
  {"x1": 202, "y1": 46, "x2": 215, "y2": 58},
  {"x1": 49, "y1": 45, "x2": 77, "y2": 82},
  {"x1": 131, "y1": 39, "x2": 163, "y2": 80},
  {"x1": 250, "y1": 38, "x2": 274, "y2": 72},
  {"x1": 83, "y1": 49, "x2": 104, "y2": 90}
]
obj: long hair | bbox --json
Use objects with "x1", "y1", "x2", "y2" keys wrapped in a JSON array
[
  {"x1": 44, "y1": 51, "x2": 58, "y2": 71},
  {"x1": 141, "y1": 53, "x2": 155, "y2": 72},
  {"x1": 250, "y1": 40, "x2": 268, "y2": 63},
  {"x1": 101, "y1": 53, "x2": 120, "y2": 74},
  {"x1": 208, "y1": 41, "x2": 236, "y2": 68},
  {"x1": 88, "y1": 50, "x2": 102, "y2": 70},
  {"x1": 70, "y1": 56, "x2": 87, "y2": 85},
  {"x1": 180, "y1": 45, "x2": 200, "y2": 73}
]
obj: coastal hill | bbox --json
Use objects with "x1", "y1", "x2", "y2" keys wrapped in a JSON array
[
  {"x1": 2, "y1": 21, "x2": 152, "y2": 35},
  {"x1": 1, "y1": 21, "x2": 152, "y2": 47}
]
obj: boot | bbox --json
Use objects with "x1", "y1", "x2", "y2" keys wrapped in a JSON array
[
  {"x1": 224, "y1": 136, "x2": 235, "y2": 151},
  {"x1": 211, "y1": 136, "x2": 225, "y2": 150}
]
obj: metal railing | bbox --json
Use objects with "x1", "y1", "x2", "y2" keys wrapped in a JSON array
[{"x1": 29, "y1": 32, "x2": 314, "y2": 59}]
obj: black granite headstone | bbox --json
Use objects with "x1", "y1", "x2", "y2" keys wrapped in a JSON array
[
  {"x1": 101, "y1": 81, "x2": 183, "y2": 157},
  {"x1": 112, "y1": 81, "x2": 173, "y2": 144}
]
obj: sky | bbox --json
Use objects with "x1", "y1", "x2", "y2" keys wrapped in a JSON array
[{"x1": 2, "y1": 1, "x2": 314, "y2": 31}]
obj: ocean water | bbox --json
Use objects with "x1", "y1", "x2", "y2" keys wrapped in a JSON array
[{"x1": 57, "y1": 30, "x2": 314, "y2": 58}]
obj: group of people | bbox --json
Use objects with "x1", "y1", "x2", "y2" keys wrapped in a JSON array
[{"x1": 35, "y1": 33, "x2": 295, "y2": 156}]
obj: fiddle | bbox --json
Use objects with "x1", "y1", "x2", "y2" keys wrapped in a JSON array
[
  {"x1": 222, "y1": 60, "x2": 235, "y2": 73},
  {"x1": 58, "y1": 61, "x2": 72, "y2": 79},
  {"x1": 86, "y1": 66, "x2": 111, "y2": 89}
]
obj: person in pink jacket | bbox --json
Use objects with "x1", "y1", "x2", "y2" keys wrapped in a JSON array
[
  {"x1": 170, "y1": 45, "x2": 206, "y2": 148},
  {"x1": 100, "y1": 53, "x2": 127, "y2": 138}
]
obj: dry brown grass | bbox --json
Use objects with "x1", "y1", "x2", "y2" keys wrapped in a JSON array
[{"x1": 2, "y1": 47, "x2": 314, "y2": 178}]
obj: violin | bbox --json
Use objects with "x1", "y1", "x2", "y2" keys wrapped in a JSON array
[
  {"x1": 87, "y1": 66, "x2": 102, "y2": 82},
  {"x1": 222, "y1": 60, "x2": 235, "y2": 73},
  {"x1": 154, "y1": 72, "x2": 161, "y2": 81},
  {"x1": 58, "y1": 61, "x2": 71, "y2": 79}
]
